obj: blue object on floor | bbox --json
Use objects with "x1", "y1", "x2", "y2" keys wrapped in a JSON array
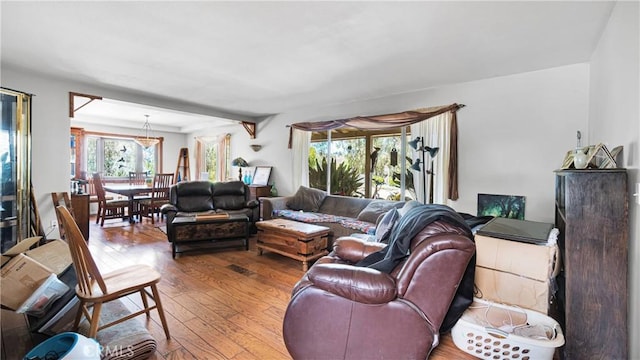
[{"x1": 23, "y1": 332, "x2": 100, "y2": 360}]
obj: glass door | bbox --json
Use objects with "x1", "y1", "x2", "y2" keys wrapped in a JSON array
[{"x1": 1, "y1": 88, "x2": 32, "y2": 252}]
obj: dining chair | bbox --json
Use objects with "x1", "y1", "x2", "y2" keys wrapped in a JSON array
[
  {"x1": 55, "y1": 205, "x2": 171, "y2": 339},
  {"x1": 92, "y1": 173, "x2": 129, "y2": 226},
  {"x1": 138, "y1": 173, "x2": 174, "y2": 224},
  {"x1": 128, "y1": 171, "x2": 148, "y2": 185},
  {"x1": 86, "y1": 173, "x2": 113, "y2": 204},
  {"x1": 129, "y1": 171, "x2": 150, "y2": 218},
  {"x1": 51, "y1": 192, "x2": 74, "y2": 239}
]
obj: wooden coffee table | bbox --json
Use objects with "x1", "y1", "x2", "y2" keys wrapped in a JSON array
[
  {"x1": 170, "y1": 213, "x2": 249, "y2": 258},
  {"x1": 256, "y1": 218, "x2": 329, "y2": 271}
]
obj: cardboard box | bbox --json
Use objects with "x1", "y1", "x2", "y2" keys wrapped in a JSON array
[
  {"x1": 475, "y1": 267, "x2": 551, "y2": 314},
  {"x1": 24, "y1": 240, "x2": 73, "y2": 275},
  {"x1": 1, "y1": 254, "x2": 55, "y2": 310},
  {"x1": 0, "y1": 237, "x2": 72, "y2": 310},
  {"x1": 475, "y1": 234, "x2": 559, "y2": 281},
  {"x1": 474, "y1": 234, "x2": 560, "y2": 314}
]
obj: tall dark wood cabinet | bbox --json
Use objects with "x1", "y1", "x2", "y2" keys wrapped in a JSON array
[{"x1": 554, "y1": 169, "x2": 628, "y2": 360}]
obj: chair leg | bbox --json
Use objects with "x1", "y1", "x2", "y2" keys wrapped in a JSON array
[
  {"x1": 150, "y1": 284, "x2": 171, "y2": 339},
  {"x1": 88, "y1": 302, "x2": 103, "y2": 339},
  {"x1": 140, "y1": 289, "x2": 150, "y2": 317},
  {"x1": 95, "y1": 204, "x2": 101, "y2": 224},
  {"x1": 73, "y1": 300, "x2": 85, "y2": 330}
]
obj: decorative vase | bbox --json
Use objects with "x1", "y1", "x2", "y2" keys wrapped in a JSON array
[
  {"x1": 573, "y1": 149, "x2": 588, "y2": 169},
  {"x1": 270, "y1": 184, "x2": 278, "y2": 197}
]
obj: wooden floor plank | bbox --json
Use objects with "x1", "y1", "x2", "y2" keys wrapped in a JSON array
[{"x1": 1, "y1": 216, "x2": 477, "y2": 359}]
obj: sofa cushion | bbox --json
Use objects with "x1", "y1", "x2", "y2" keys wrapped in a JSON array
[
  {"x1": 212, "y1": 181, "x2": 246, "y2": 196},
  {"x1": 398, "y1": 200, "x2": 422, "y2": 217},
  {"x1": 287, "y1": 186, "x2": 327, "y2": 212},
  {"x1": 317, "y1": 195, "x2": 372, "y2": 218},
  {"x1": 214, "y1": 195, "x2": 245, "y2": 210},
  {"x1": 375, "y1": 208, "x2": 399, "y2": 243},
  {"x1": 173, "y1": 181, "x2": 214, "y2": 212},
  {"x1": 212, "y1": 181, "x2": 247, "y2": 210},
  {"x1": 357, "y1": 200, "x2": 403, "y2": 224}
]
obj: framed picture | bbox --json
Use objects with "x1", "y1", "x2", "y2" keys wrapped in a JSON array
[
  {"x1": 477, "y1": 193, "x2": 525, "y2": 220},
  {"x1": 251, "y1": 166, "x2": 272, "y2": 186},
  {"x1": 560, "y1": 149, "x2": 576, "y2": 169}
]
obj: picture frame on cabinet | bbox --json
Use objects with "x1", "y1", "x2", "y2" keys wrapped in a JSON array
[{"x1": 251, "y1": 166, "x2": 272, "y2": 186}]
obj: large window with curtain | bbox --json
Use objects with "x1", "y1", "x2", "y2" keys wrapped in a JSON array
[
  {"x1": 195, "y1": 134, "x2": 230, "y2": 182},
  {"x1": 290, "y1": 103, "x2": 463, "y2": 204}
]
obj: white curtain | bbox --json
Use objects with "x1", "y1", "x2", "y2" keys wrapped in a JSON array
[
  {"x1": 217, "y1": 134, "x2": 231, "y2": 182},
  {"x1": 410, "y1": 111, "x2": 452, "y2": 204},
  {"x1": 291, "y1": 128, "x2": 310, "y2": 190}
]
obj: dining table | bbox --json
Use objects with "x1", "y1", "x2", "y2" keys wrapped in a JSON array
[{"x1": 103, "y1": 183, "x2": 152, "y2": 223}]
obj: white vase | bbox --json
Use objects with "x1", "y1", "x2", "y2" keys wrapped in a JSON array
[{"x1": 573, "y1": 149, "x2": 588, "y2": 169}]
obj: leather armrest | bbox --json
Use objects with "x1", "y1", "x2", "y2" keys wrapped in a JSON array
[
  {"x1": 307, "y1": 263, "x2": 397, "y2": 304},
  {"x1": 332, "y1": 237, "x2": 387, "y2": 263},
  {"x1": 246, "y1": 199, "x2": 259, "y2": 208},
  {"x1": 160, "y1": 204, "x2": 178, "y2": 214}
]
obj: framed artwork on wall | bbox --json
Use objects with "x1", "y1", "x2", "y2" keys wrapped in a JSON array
[
  {"x1": 477, "y1": 193, "x2": 525, "y2": 220},
  {"x1": 252, "y1": 166, "x2": 272, "y2": 186}
]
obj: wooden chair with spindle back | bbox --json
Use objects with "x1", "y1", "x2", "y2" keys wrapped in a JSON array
[
  {"x1": 138, "y1": 173, "x2": 174, "y2": 224},
  {"x1": 55, "y1": 205, "x2": 171, "y2": 339}
]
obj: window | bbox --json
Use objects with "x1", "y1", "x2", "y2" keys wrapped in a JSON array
[
  {"x1": 84, "y1": 134, "x2": 159, "y2": 179},
  {"x1": 309, "y1": 130, "x2": 414, "y2": 200},
  {"x1": 310, "y1": 135, "x2": 365, "y2": 197},
  {"x1": 201, "y1": 141, "x2": 218, "y2": 181},
  {"x1": 195, "y1": 134, "x2": 230, "y2": 182},
  {"x1": 370, "y1": 134, "x2": 414, "y2": 201}
]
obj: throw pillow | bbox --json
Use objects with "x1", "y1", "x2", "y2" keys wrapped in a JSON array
[
  {"x1": 286, "y1": 186, "x2": 327, "y2": 212},
  {"x1": 398, "y1": 200, "x2": 422, "y2": 218},
  {"x1": 357, "y1": 200, "x2": 402, "y2": 224},
  {"x1": 375, "y1": 208, "x2": 399, "y2": 243}
]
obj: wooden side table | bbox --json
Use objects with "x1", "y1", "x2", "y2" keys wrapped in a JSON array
[
  {"x1": 249, "y1": 185, "x2": 271, "y2": 220},
  {"x1": 248, "y1": 185, "x2": 271, "y2": 200}
]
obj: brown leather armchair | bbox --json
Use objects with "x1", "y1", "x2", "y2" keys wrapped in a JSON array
[{"x1": 282, "y1": 218, "x2": 475, "y2": 360}]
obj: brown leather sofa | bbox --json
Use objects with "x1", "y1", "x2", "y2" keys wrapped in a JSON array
[{"x1": 282, "y1": 215, "x2": 475, "y2": 359}]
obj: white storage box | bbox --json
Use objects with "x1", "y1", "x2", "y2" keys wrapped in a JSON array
[{"x1": 451, "y1": 298, "x2": 564, "y2": 360}]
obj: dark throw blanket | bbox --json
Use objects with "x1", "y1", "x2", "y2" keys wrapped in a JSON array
[
  {"x1": 355, "y1": 204, "x2": 475, "y2": 333},
  {"x1": 355, "y1": 204, "x2": 472, "y2": 271}
]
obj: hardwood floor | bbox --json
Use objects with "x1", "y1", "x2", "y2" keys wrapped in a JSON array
[{"x1": 1, "y1": 216, "x2": 476, "y2": 359}]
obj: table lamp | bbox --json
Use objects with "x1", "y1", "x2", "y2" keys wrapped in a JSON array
[{"x1": 231, "y1": 157, "x2": 249, "y2": 181}]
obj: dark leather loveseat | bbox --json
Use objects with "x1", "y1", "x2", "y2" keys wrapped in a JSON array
[
  {"x1": 282, "y1": 204, "x2": 476, "y2": 359},
  {"x1": 161, "y1": 180, "x2": 259, "y2": 240}
]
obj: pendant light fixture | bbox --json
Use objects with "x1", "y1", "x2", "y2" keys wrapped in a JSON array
[{"x1": 135, "y1": 114, "x2": 160, "y2": 148}]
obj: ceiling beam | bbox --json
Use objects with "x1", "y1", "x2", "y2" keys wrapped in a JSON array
[
  {"x1": 69, "y1": 92, "x2": 102, "y2": 118},
  {"x1": 241, "y1": 121, "x2": 256, "y2": 139}
]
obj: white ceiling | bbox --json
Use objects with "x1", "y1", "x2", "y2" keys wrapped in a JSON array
[{"x1": 1, "y1": 1, "x2": 615, "y2": 132}]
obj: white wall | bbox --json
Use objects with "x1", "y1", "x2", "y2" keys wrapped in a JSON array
[
  {"x1": 260, "y1": 64, "x2": 589, "y2": 223},
  {"x1": 588, "y1": 2, "x2": 639, "y2": 358},
  {"x1": 0, "y1": 67, "x2": 233, "y2": 237}
]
